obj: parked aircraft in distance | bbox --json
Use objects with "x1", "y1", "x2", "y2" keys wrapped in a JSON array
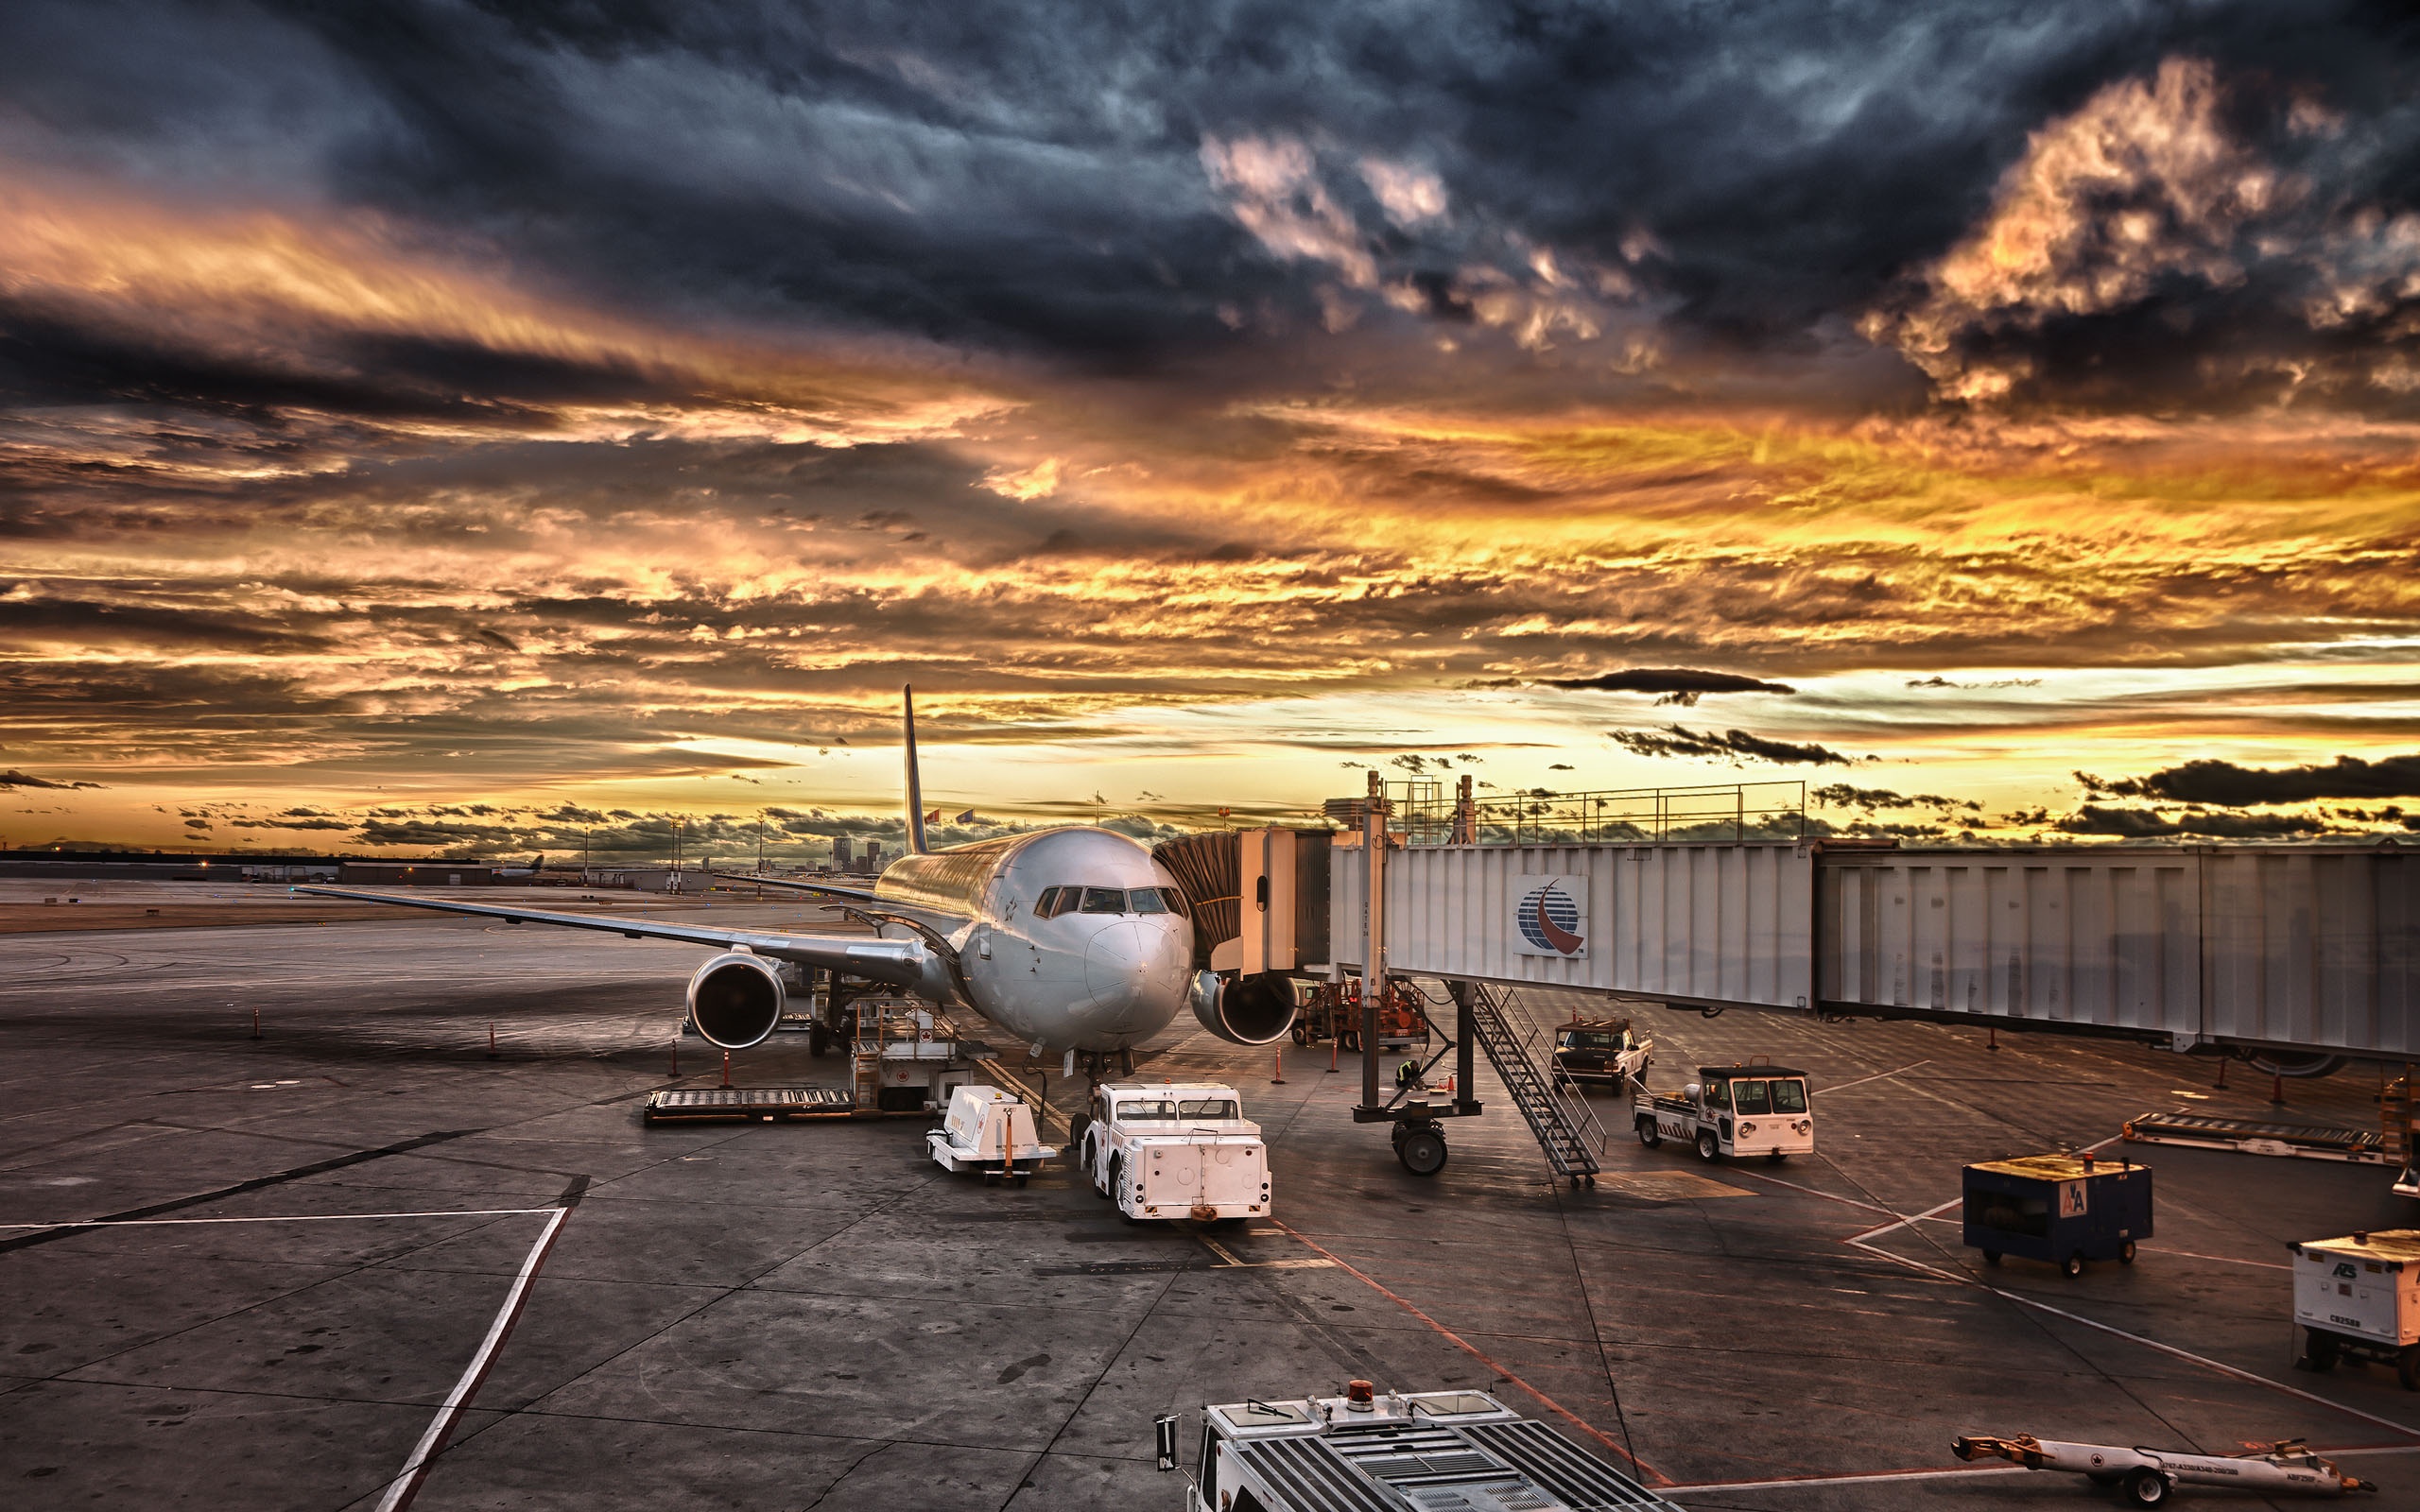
[{"x1": 298, "y1": 689, "x2": 1297, "y2": 1063}]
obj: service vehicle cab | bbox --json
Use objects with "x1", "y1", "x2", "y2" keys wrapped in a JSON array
[
  {"x1": 1635, "y1": 1062, "x2": 1814, "y2": 1162},
  {"x1": 1075, "y1": 1081, "x2": 1270, "y2": 1222},
  {"x1": 2292, "y1": 1228, "x2": 2420, "y2": 1389}
]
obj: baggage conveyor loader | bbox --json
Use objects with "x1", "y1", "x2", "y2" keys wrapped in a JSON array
[{"x1": 1953, "y1": 1434, "x2": 2376, "y2": 1505}]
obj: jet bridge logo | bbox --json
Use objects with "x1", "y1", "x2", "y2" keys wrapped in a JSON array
[{"x1": 1512, "y1": 875, "x2": 1588, "y2": 959}]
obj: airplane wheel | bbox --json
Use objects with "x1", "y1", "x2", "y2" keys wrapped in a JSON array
[
  {"x1": 1696, "y1": 1130, "x2": 1720, "y2": 1162},
  {"x1": 2122, "y1": 1467, "x2": 2169, "y2": 1505},
  {"x1": 1397, "y1": 1125, "x2": 1448, "y2": 1177},
  {"x1": 1635, "y1": 1117, "x2": 1660, "y2": 1148}
]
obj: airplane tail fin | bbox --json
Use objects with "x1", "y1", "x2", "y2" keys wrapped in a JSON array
[{"x1": 902, "y1": 685, "x2": 928, "y2": 854}]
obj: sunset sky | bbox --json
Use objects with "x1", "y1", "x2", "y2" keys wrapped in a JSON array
[{"x1": 5, "y1": 3, "x2": 2420, "y2": 860}]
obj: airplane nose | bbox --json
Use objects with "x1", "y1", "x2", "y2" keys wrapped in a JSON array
[{"x1": 1084, "y1": 920, "x2": 1186, "y2": 1020}]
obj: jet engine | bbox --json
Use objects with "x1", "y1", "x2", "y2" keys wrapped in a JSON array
[
  {"x1": 687, "y1": 952, "x2": 786, "y2": 1050},
  {"x1": 1189, "y1": 969, "x2": 1297, "y2": 1046}
]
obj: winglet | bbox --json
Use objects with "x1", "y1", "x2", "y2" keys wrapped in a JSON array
[{"x1": 902, "y1": 684, "x2": 928, "y2": 854}]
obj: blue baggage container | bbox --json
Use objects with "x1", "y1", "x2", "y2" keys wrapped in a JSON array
[{"x1": 1962, "y1": 1154, "x2": 2152, "y2": 1277}]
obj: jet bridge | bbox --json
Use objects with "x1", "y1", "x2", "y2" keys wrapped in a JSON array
[{"x1": 1312, "y1": 775, "x2": 2416, "y2": 1066}]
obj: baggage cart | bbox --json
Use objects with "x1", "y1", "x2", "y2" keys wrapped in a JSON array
[{"x1": 1963, "y1": 1153, "x2": 2152, "y2": 1277}]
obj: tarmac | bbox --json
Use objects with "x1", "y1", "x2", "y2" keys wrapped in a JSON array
[{"x1": 2, "y1": 885, "x2": 2417, "y2": 1509}]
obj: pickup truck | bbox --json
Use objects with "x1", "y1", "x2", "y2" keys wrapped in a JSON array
[
  {"x1": 1553, "y1": 1018, "x2": 1652, "y2": 1090},
  {"x1": 1635, "y1": 1062, "x2": 1815, "y2": 1162},
  {"x1": 1073, "y1": 1080, "x2": 1270, "y2": 1223}
]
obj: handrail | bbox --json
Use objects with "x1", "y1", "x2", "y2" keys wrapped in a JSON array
[{"x1": 1500, "y1": 989, "x2": 1611, "y2": 1158}]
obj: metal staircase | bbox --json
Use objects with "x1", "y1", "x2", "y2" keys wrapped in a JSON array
[{"x1": 1461, "y1": 984, "x2": 1603, "y2": 1182}]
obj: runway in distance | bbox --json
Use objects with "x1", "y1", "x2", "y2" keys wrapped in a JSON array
[{"x1": 296, "y1": 689, "x2": 1299, "y2": 1061}]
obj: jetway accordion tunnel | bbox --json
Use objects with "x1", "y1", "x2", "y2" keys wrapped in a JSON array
[{"x1": 1166, "y1": 785, "x2": 2416, "y2": 1069}]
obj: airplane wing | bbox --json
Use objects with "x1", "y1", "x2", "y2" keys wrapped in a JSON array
[
  {"x1": 291, "y1": 885, "x2": 932, "y2": 988},
  {"x1": 706, "y1": 872, "x2": 882, "y2": 904}
]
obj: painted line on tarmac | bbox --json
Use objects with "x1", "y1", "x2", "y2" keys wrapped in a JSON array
[
  {"x1": 2141, "y1": 1245, "x2": 2290, "y2": 1271},
  {"x1": 1199, "y1": 1234, "x2": 1334, "y2": 1270},
  {"x1": 371, "y1": 1177, "x2": 587, "y2": 1512},
  {"x1": 1269, "y1": 1217, "x2": 1668, "y2": 1486},
  {"x1": 1811, "y1": 1059, "x2": 1930, "y2": 1096},
  {"x1": 0, "y1": 1207, "x2": 554, "y2": 1229},
  {"x1": 0, "y1": 1129, "x2": 477, "y2": 1254},
  {"x1": 1845, "y1": 1195, "x2": 1960, "y2": 1246},
  {"x1": 1846, "y1": 1238, "x2": 2420, "y2": 1442}
]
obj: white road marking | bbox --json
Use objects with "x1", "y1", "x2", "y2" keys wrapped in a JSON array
[
  {"x1": 0, "y1": 1208, "x2": 554, "y2": 1230},
  {"x1": 371, "y1": 1204, "x2": 573, "y2": 1512},
  {"x1": 1811, "y1": 1059, "x2": 1930, "y2": 1096}
]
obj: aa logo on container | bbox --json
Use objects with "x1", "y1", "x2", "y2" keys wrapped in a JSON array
[{"x1": 1513, "y1": 874, "x2": 1588, "y2": 958}]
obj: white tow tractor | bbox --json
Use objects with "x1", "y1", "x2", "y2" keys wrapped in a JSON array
[
  {"x1": 1955, "y1": 1433, "x2": 2377, "y2": 1505},
  {"x1": 1073, "y1": 1080, "x2": 1270, "y2": 1222},
  {"x1": 926, "y1": 1086, "x2": 1056, "y2": 1187},
  {"x1": 1634, "y1": 1061, "x2": 1815, "y2": 1162}
]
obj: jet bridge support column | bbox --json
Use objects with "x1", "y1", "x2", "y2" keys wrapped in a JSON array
[
  {"x1": 1360, "y1": 771, "x2": 1385, "y2": 1114},
  {"x1": 1449, "y1": 980, "x2": 1478, "y2": 1115}
]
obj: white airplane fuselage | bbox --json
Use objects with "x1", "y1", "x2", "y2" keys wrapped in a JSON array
[{"x1": 872, "y1": 825, "x2": 1192, "y2": 1053}]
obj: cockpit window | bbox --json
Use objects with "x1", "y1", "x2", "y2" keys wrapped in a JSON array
[
  {"x1": 1130, "y1": 887, "x2": 1169, "y2": 915},
  {"x1": 1080, "y1": 886, "x2": 1127, "y2": 914},
  {"x1": 1159, "y1": 886, "x2": 1188, "y2": 914},
  {"x1": 1033, "y1": 886, "x2": 1061, "y2": 918}
]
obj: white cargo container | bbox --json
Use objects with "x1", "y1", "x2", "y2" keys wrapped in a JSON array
[
  {"x1": 2290, "y1": 1228, "x2": 2420, "y2": 1388},
  {"x1": 926, "y1": 1086, "x2": 1056, "y2": 1187}
]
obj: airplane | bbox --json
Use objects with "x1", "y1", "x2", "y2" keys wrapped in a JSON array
[{"x1": 294, "y1": 688, "x2": 1298, "y2": 1069}]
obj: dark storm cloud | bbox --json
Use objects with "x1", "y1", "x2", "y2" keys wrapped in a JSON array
[
  {"x1": 2078, "y1": 751, "x2": 2420, "y2": 805},
  {"x1": 6, "y1": 1, "x2": 2418, "y2": 404},
  {"x1": 1605, "y1": 725, "x2": 1851, "y2": 766},
  {"x1": 1542, "y1": 668, "x2": 1796, "y2": 703},
  {"x1": 0, "y1": 769, "x2": 102, "y2": 789},
  {"x1": 1812, "y1": 783, "x2": 1980, "y2": 813},
  {"x1": 2054, "y1": 804, "x2": 2329, "y2": 838}
]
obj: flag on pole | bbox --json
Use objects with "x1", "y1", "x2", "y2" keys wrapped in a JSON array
[
  {"x1": 925, "y1": 809, "x2": 942, "y2": 824},
  {"x1": 955, "y1": 809, "x2": 977, "y2": 823}
]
